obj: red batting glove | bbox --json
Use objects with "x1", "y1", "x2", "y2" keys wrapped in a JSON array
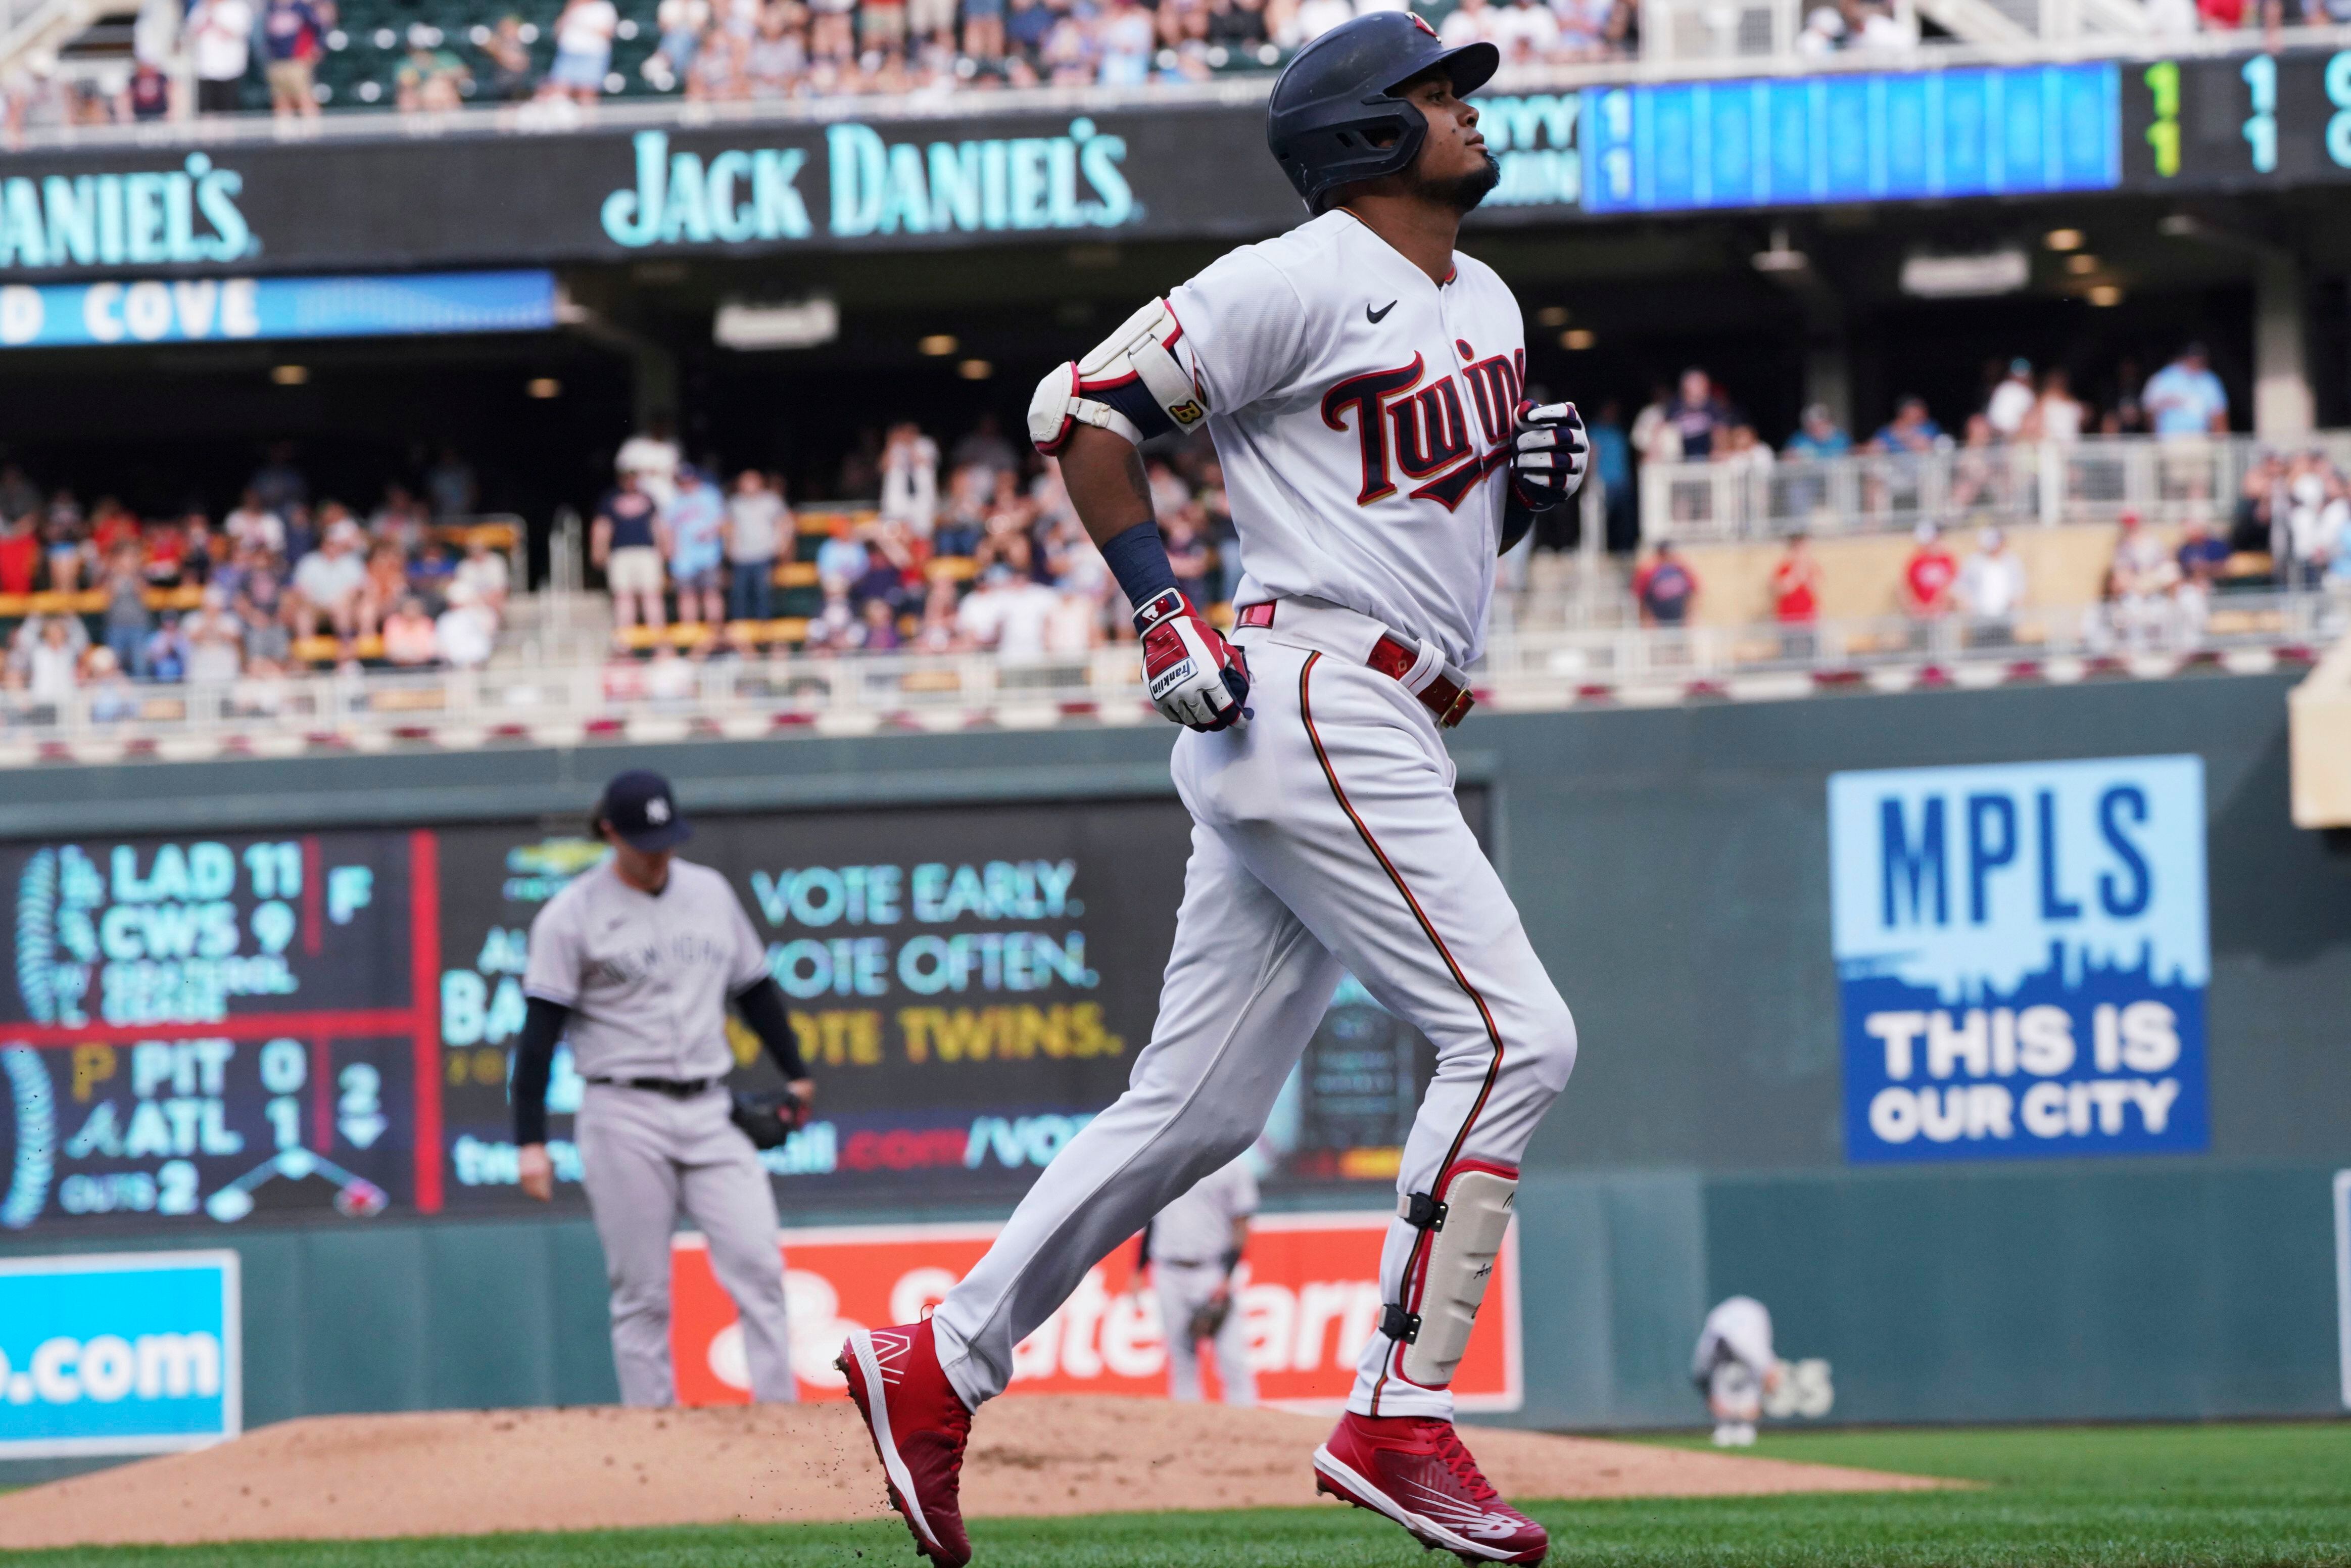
[{"x1": 1134, "y1": 588, "x2": 1250, "y2": 731}]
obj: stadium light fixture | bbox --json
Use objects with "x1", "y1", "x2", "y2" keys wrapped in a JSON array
[
  {"x1": 959, "y1": 359, "x2": 994, "y2": 381},
  {"x1": 1536, "y1": 306, "x2": 1570, "y2": 327},
  {"x1": 1751, "y1": 226, "x2": 1808, "y2": 274},
  {"x1": 713, "y1": 297, "x2": 839, "y2": 351},
  {"x1": 1899, "y1": 247, "x2": 2028, "y2": 299},
  {"x1": 270, "y1": 364, "x2": 309, "y2": 386},
  {"x1": 1561, "y1": 329, "x2": 1596, "y2": 351},
  {"x1": 918, "y1": 334, "x2": 959, "y2": 357},
  {"x1": 526, "y1": 378, "x2": 562, "y2": 399},
  {"x1": 2045, "y1": 228, "x2": 2085, "y2": 252},
  {"x1": 2088, "y1": 285, "x2": 2124, "y2": 307},
  {"x1": 2066, "y1": 254, "x2": 2100, "y2": 274}
]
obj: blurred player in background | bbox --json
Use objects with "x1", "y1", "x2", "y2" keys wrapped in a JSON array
[
  {"x1": 1691, "y1": 1295, "x2": 1780, "y2": 1447},
  {"x1": 1139, "y1": 1154, "x2": 1258, "y2": 1405},
  {"x1": 510, "y1": 769, "x2": 814, "y2": 1407}
]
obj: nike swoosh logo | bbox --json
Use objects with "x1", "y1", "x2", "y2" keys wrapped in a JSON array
[{"x1": 1367, "y1": 301, "x2": 1397, "y2": 323}]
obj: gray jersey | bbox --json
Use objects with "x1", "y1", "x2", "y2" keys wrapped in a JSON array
[
  {"x1": 1147, "y1": 1156, "x2": 1258, "y2": 1264},
  {"x1": 523, "y1": 858, "x2": 770, "y2": 1081},
  {"x1": 1692, "y1": 1296, "x2": 1774, "y2": 1381}
]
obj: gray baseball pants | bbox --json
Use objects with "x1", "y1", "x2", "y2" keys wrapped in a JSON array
[{"x1": 575, "y1": 1081, "x2": 796, "y2": 1406}]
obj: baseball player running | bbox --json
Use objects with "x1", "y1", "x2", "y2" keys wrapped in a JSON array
[
  {"x1": 838, "y1": 15, "x2": 1586, "y2": 1564},
  {"x1": 1692, "y1": 1295, "x2": 1780, "y2": 1447},
  {"x1": 1139, "y1": 1153, "x2": 1259, "y2": 1405},
  {"x1": 511, "y1": 769, "x2": 815, "y2": 1407}
]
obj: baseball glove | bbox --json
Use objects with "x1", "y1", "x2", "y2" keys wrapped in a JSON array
[
  {"x1": 1185, "y1": 1293, "x2": 1232, "y2": 1345},
  {"x1": 729, "y1": 1088, "x2": 808, "y2": 1150}
]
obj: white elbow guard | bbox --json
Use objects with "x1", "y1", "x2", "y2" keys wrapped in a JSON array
[{"x1": 1028, "y1": 296, "x2": 1210, "y2": 455}]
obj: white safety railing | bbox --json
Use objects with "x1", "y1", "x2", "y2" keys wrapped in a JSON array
[
  {"x1": 0, "y1": 586, "x2": 2336, "y2": 758},
  {"x1": 1641, "y1": 433, "x2": 2351, "y2": 544}
]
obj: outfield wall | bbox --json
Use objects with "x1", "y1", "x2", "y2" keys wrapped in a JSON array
[{"x1": 0, "y1": 668, "x2": 2343, "y2": 1472}]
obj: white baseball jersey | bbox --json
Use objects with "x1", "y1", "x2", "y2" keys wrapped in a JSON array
[
  {"x1": 1692, "y1": 1296, "x2": 1776, "y2": 1380},
  {"x1": 522, "y1": 858, "x2": 771, "y2": 1081},
  {"x1": 1165, "y1": 208, "x2": 1526, "y2": 668},
  {"x1": 1147, "y1": 1155, "x2": 1259, "y2": 1263}
]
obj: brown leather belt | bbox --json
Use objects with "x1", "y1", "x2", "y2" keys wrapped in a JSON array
[{"x1": 1235, "y1": 601, "x2": 1476, "y2": 728}]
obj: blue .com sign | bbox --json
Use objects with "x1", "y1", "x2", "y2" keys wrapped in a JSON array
[
  {"x1": 0, "y1": 1251, "x2": 240, "y2": 1456},
  {"x1": 1829, "y1": 755, "x2": 2209, "y2": 1164}
]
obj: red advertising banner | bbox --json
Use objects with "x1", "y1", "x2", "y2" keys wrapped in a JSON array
[{"x1": 670, "y1": 1212, "x2": 1523, "y2": 1413}]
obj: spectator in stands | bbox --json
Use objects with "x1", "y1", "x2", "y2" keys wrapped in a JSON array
[
  {"x1": 913, "y1": 574, "x2": 968, "y2": 652},
  {"x1": 25, "y1": 616, "x2": 80, "y2": 706},
  {"x1": 358, "y1": 542, "x2": 411, "y2": 638},
  {"x1": 85, "y1": 647, "x2": 135, "y2": 723},
  {"x1": 665, "y1": 464, "x2": 728, "y2": 629},
  {"x1": 2144, "y1": 343, "x2": 2228, "y2": 437},
  {"x1": 186, "y1": 0, "x2": 257, "y2": 114},
  {"x1": 853, "y1": 519, "x2": 921, "y2": 610},
  {"x1": 142, "y1": 614, "x2": 188, "y2": 683},
  {"x1": 1770, "y1": 531, "x2": 1819, "y2": 621},
  {"x1": 381, "y1": 598, "x2": 441, "y2": 666},
  {"x1": 1634, "y1": 541, "x2": 1697, "y2": 627},
  {"x1": 2176, "y1": 514, "x2": 2230, "y2": 589},
  {"x1": 952, "y1": 415, "x2": 1020, "y2": 484},
  {"x1": 251, "y1": 443, "x2": 307, "y2": 516},
  {"x1": 453, "y1": 535, "x2": 511, "y2": 623},
  {"x1": 726, "y1": 470, "x2": 786, "y2": 623},
  {"x1": 1664, "y1": 368, "x2": 1734, "y2": 460},
  {"x1": 0, "y1": 467, "x2": 36, "y2": 524},
  {"x1": 290, "y1": 521, "x2": 366, "y2": 643},
  {"x1": 224, "y1": 489, "x2": 284, "y2": 556},
  {"x1": 2103, "y1": 512, "x2": 2180, "y2": 648},
  {"x1": 1164, "y1": 510, "x2": 1214, "y2": 607},
  {"x1": 408, "y1": 538, "x2": 456, "y2": 606},
  {"x1": 2236, "y1": 449, "x2": 2286, "y2": 554},
  {"x1": 1955, "y1": 526, "x2": 2026, "y2": 644},
  {"x1": 1901, "y1": 522, "x2": 1958, "y2": 623},
  {"x1": 549, "y1": 0, "x2": 620, "y2": 102},
  {"x1": 101, "y1": 547, "x2": 152, "y2": 677},
  {"x1": 964, "y1": 0, "x2": 1006, "y2": 62},
  {"x1": 482, "y1": 16, "x2": 538, "y2": 99},
  {"x1": 398, "y1": 29, "x2": 474, "y2": 111},
  {"x1": 0, "y1": 511, "x2": 36, "y2": 596},
  {"x1": 1714, "y1": 424, "x2": 1772, "y2": 473},
  {"x1": 860, "y1": 596, "x2": 904, "y2": 651},
  {"x1": 185, "y1": 588, "x2": 245, "y2": 683},
  {"x1": 881, "y1": 422, "x2": 940, "y2": 538},
  {"x1": 436, "y1": 594, "x2": 498, "y2": 668},
  {"x1": 746, "y1": 8, "x2": 805, "y2": 96},
  {"x1": 2283, "y1": 450, "x2": 2347, "y2": 586},
  {"x1": 649, "y1": 0, "x2": 710, "y2": 86},
  {"x1": 2027, "y1": 367, "x2": 2086, "y2": 442},
  {"x1": 1985, "y1": 358, "x2": 2036, "y2": 440},
  {"x1": 594, "y1": 470, "x2": 668, "y2": 638},
  {"x1": 125, "y1": 60, "x2": 171, "y2": 122},
  {"x1": 239, "y1": 578, "x2": 293, "y2": 670},
  {"x1": 1781, "y1": 403, "x2": 1847, "y2": 461},
  {"x1": 957, "y1": 562, "x2": 1061, "y2": 661},
  {"x1": 814, "y1": 512, "x2": 870, "y2": 589},
  {"x1": 260, "y1": 0, "x2": 327, "y2": 118},
  {"x1": 616, "y1": 416, "x2": 682, "y2": 514},
  {"x1": 1872, "y1": 395, "x2": 1944, "y2": 454},
  {"x1": 1576, "y1": 399, "x2": 1634, "y2": 555},
  {"x1": 426, "y1": 446, "x2": 479, "y2": 518}
]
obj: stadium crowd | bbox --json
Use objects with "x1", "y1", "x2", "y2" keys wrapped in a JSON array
[{"x1": 0, "y1": 446, "x2": 513, "y2": 711}]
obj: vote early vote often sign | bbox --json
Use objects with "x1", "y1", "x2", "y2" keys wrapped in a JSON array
[{"x1": 1828, "y1": 755, "x2": 2211, "y2": 1164}]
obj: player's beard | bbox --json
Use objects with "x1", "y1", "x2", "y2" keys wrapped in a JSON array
[{"x1": 1416, "y1": 150, "x2": 1501, "y2": 214}]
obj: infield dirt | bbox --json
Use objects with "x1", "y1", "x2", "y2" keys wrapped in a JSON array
[{"x1": 0, "y1": 1398, "x2": 1950, "y2": 1547}]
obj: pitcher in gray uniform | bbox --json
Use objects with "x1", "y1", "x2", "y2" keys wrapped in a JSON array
[{"x1": 510, "y1": 769, "x2": 815, "y2": 1406}]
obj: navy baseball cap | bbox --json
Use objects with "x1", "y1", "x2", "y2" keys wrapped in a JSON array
[{"x1": 597, "y1": 770, "x2": 693, "y2": 851}]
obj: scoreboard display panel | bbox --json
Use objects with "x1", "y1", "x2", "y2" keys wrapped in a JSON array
[
  {"x1": 2122, "y1": 48, "x2": 2351, "y2": 191},
  {"x1": 2, "y1": 798, "x2": 1479, "y2": 1235}
]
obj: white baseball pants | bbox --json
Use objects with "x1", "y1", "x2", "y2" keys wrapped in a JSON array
[
  {"x1": 1155, "y1": 1260, "x2": 1257, "y2": 1405},
  {"x1": 575, "y1": 1082, "x2": 796, "y2": 1406},
  {"x1": 931, "y1": 633, "x2": 1576, "y2": 1420}
]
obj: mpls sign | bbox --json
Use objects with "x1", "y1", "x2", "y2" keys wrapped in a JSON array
[
  {"x1": 1828, "y1": 755, "x2": 2210, "y2": 1164},
  {"x1": 0, "y1": 154, "x2": 253, "y2": 270},
  {"x1": 600, "y1": 118, "x2": 1135, "y2": 249}
]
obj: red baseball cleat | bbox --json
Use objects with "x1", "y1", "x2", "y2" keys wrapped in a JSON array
[
  {"x1": 838, "y1": 1319, "x2": 974, "y2": 1567},
  {"x1": 1313, "y1": 1412, "x2": 1549, "y2": 1564}
]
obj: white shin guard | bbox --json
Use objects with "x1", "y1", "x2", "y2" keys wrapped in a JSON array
[{"x1": 1393, "y1": 1164, "x2": 1516, "y2": 1388}]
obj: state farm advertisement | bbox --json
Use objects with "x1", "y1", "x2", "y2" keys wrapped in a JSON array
[{"x1": 670, "y1": 1211, "x2": 1523, "y2": 1413}]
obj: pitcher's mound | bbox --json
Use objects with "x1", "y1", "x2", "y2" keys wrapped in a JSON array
[{"x1": 0, "y1": 1398, "x2": 1948, "y2": 1547}]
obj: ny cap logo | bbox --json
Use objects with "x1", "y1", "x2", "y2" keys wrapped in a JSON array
[{"x1": 646, "y1": 797, "x2": 671, "y2": 824}]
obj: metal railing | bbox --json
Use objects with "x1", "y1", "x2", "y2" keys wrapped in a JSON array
[
  {"x1": 0, "y1": 585, "x2": 2334, "y2": 758},
  {"x1": 1640, "y1": 433, "x2": 2351, "y2": 544}
]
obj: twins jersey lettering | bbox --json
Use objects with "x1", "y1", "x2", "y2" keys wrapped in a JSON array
[
  {"x1": 1165, "y1": 208, "x2": 1525, "y2": 667},
  {"x1": 522, "y1": 858, "x2": 770, "y2": 1082}
]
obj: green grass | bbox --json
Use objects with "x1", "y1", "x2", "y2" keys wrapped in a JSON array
[{"x1": 5, "y1": 1423, "x2": 2345, "y2": 1567}]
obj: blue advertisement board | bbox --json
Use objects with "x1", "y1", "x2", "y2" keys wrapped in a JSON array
[
  {"x1": 1829, "y1": 756, "x2": 2210, "y2": 1164},
  {"x1": 0, "y1": 269, "x2": 555, "y2": 350},
  {"x1": 0, "y1": 1251, "x2": 240, "y2": 1456},
  {"x1": 1584, "y1": 62, "x2": 2120, "y2": 214}
]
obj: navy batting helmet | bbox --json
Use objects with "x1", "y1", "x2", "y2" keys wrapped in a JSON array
[{"x1": 1265, "y1": 13, "x2": 1500, "y2": 215}]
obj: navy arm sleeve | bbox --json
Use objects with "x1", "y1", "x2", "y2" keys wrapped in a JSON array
[
  {"x1": 511, "y1": 995, "x2": 569, "y2": 1147},
  {"x1": 732, "y1": 976, "x2": 808, "y2": 1080}
]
